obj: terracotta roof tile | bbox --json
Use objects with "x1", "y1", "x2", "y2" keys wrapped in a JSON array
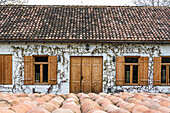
[{"x1": 0, "y1": 5, "x2": 169, "y2": 43}]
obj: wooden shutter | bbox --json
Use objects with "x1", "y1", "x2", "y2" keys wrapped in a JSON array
[
  {"x1": 140, "y1": 57, "x2": 149, "y2": 85},
  {"x1": 49, "y1": 56, "x2": 57, "y2": 85},
  {"x1": 0, "y1": 55, "x2": 3, "y2": 84},
  {"x1": 0, "y1": 55, "x2": 12, "y2": 84},
  {"x1": 70, "y1": 57, "x2": 81, "y2": 93},
  {"x1": 91, "y1": 57, "x2": 103, "y2": 93},
  {"x1": 3, "y1": 55, "x2": 12, "y2": 84},
  {"x1": 82, "y1": 57, "x2": 91, "y2": 93},
  {"x1": 153, "y1": 57, "x2": 161, "y2": 85},
  {"x1": 116, "y1": 57, "x2": 125, "y2": 86},
  {"x1": 24, "y1": 56, "x2": 33, "y2": 85}
]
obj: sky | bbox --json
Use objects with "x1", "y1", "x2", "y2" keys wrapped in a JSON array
[{"x1": 26, "y1": 0, "x2": 134, "y2": 6}]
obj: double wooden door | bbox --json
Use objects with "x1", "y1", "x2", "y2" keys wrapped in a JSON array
[{"x1": 70, "y1": 56, "x2": 103, "y2": 93}]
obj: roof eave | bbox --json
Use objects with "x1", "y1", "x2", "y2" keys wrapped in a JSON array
[{"x1": 0, "y1": 40, "x2": 169, "y2": 44}]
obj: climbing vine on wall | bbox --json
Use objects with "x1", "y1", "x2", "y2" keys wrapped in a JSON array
[{"x1": 10, "y1": 43, "x2": 164, "y2": 93}]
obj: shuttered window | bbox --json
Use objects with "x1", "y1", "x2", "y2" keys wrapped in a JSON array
[
  {"x1": 116, "y1": 56, "x2": 149, "y2": 86},
  {"x1": 0, "y1": 55, "x2": 12, "y2": 85},
  {"x1": 24, "y1": 56, "x2": 57, "y2": 85},
  {"x1": 153, "y1": 57, "x2": 170, "y2": 85}
]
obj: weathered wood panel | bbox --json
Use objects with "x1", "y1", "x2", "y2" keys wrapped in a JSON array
[
  {"x1": 24, "y1": 56, "x2": 33, "y2": 85},
  {"x1": 153, "y1": 57, "x2": 161, "y2": 85},
  {"x1": 82, "y1": 57, "x2": 91, "y2": 93},
  {"x1": 116, "y1": 57, "x2": 125, "y2": 86},
  {"x1": 49, "y1": 56, "x2": 57, "y2": 85},
  {"x1": 91, "y1": 57, "x2": 103, "y2": 93},
  {"x1": 70, "y1": 57, "x2": 81, "y2": 93},
  {"x1": 140, "y1": 57, "x2": 149, "y2": 85},
  {"x1": 3, "y1": 55, "x2": 12, "y2": 84}
]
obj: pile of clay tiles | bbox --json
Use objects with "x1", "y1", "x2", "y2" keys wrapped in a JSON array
[{"x1": 0, "y1": 92, "x2": 170, "y2": 113}]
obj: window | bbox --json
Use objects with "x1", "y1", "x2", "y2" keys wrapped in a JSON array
[
  {"x1": 161, "y1": 58, "x2": 170, "y2": 85},
  {"x1": 116, "y1": 56, "x2": 149, "y2": 86},
  {"x1": 34, "y1": 56, "x2": 48, "y2": 84},
  {"x1": 24, "y1": 55, "x2": 57, "y2": 85},
  {"x1": 154, "y1": 57, "x2": 170, "y2": 85},
  {"x1": 0, "y1": 55, "x2": 12, "y2": 84},
  {"x1": 125, "y1": 58, "x2": 139, "y2": 85}
]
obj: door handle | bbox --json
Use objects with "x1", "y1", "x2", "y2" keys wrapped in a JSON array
[{"x1": 81, "y1": 75, "x2": 84, "y2": 80}]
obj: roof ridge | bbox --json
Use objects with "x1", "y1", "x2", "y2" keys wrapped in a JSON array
[{"x1": 1, "y1": 5, "x2": 169, "y2": 8}]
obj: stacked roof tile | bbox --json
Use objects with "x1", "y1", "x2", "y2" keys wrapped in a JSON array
[{"x1": 0, "y1": 5, "x2": 169, "y2": 43}]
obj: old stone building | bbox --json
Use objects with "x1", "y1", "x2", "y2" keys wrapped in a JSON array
[{"x1": 0, "y1": 5, "x2": 169, "y2": 94}]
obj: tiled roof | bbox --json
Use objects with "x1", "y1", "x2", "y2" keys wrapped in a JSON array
[{"x1": 0, "y1": 5, "x2": 169, "y2": 43}]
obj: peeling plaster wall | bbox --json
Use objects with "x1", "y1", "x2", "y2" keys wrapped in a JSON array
[{"x1": 0, "y1": 42, "x2": 170, "y2": 94}]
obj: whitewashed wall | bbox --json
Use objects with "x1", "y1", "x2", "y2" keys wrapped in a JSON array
[{"x1": 0, "y1": 42, "x2": 170, "y2": 94}]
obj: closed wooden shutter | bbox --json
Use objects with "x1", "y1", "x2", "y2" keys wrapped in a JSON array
[
  {"x1": 0, "y1": 55, "x2": 3, "y2": 84},
  {"x1": 49, "y1": 56, "x2": 57, "y2": 85},
  {"x1": 116, "y1": 57, "x2": 125, "y2": 86},
  {"x1": 0, "y1": 55, "x2": 12, "y2": 84},
  {"x1": 70, "y1": 57, "x2": 81, "y2": 93},
  {"x1": 153, "y1": 57, "x2": 161, "y2": 85},
  {"x1": 140, "y1": 57, "x2": 149, "y2": 85},
  {"x1": 3, "y1": 55, "x2": 12, "y2": 84},
  {"x1": 24, "y1": 56, "x2": 33, "y2": 85}
]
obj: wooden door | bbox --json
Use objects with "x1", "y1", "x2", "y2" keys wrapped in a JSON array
[
  {"x1": 70, "y1": 56, "x2": 103, "y2": 93},
  {"x1": 91, "y1": 57, "x2": 103, "y2": 93},
  {"x1": 81, "y1": 57, "x2": 91, "y2": 93},
  {"x1": 70, "y1": 57, "x2": 81, "y2": 93}
]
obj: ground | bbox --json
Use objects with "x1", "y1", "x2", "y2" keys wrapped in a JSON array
[{"x1": 0, "y1": 92, "x2": 169, "y2": 113}]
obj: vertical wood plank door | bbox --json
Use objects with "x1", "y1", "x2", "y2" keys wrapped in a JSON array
[
  {"x1": 91, "y1": 57, "x2": 103, "y2": 93},
  {"x1": 70, "y1": 57, "x2": 81, "y2": 93},
  {"x1": 70, "y1": 56, "x2": 103, "y2": 93},
  {"x1": 81, "y1": 57, "x2": 91, "y2": 93}
]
